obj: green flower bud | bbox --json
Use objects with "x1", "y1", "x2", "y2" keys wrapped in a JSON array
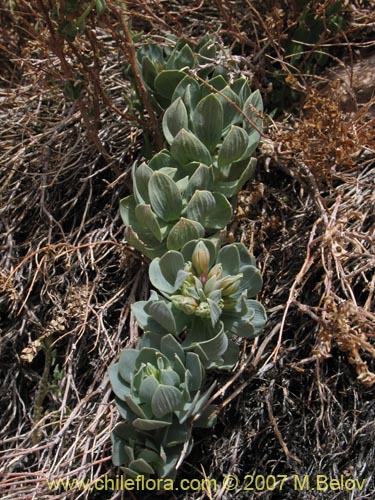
[
  {"x1": 192, "y1": 241, "x2": 211, "y2": 276},
  {"x1": 195, "y1": 301, "x2": 211, "y2": 318},
  {"x1": 218, "y1": 273, "x2": 243, "y2": 296},
  {"x1": 203, "y1": 275, "x2": 218, "y2": 295},
  {"x1": 207, "y1": 263, "x2": 223, "y2": 281},
  {"x1": 171, "y1": 295, "x2": 198, "y2": 315}
]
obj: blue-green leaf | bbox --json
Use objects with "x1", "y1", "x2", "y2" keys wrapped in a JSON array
[
  {"x1": 243, "y1": 89, "x2": 264, "y2": 136},
  {"x1": 192, "y1": 94, "x2": 223, "y2": 152},
  {"x1": 149, "y1": 172, "x2": 183, "y2": 222},
  {"x1": 167, "y1": 218, "x2": 205, "y2": 251},
  {"x1": 145, "y1": 300, "x2": 177, "y2": 333},
  {"x1": 133, "y1": 162, "x2": 153, "y2": 205},
  {"x1": 132, "y1": 418, "x2": 172, "y2": 431},
  {"x1": 149, "y1": 150, "x2": 172, "y2": 171},
  {"x1": 184, "y1": 164, "x2": 214, "y2": 199},
  {"x1": 162, "y1": 98, "x2": 189, "y2": 145},
  {"x1": 218, "y1": 126, "x2": 249, "y2": 171},
  {"x1": 184, "y1": 191, "x2": 232, "y2": 229},
  {"x1": 149, "y1": 251, "x2": 186, "y2": 293},
  {"x1": 151, "y1": 385, "x2": 184, "y2": 418},
  {"x1": 135, "y1": 204, "x2": 163, "y2": 242},
  {"x1": 217, "y1": 245, "x2": 240, "y2": 275},
  {"x1": 154, "y1": 70, "x2": 186, "y2": 100},
  {"x1": 171, "y1": 129, "x2": 212, "y2": 166}
]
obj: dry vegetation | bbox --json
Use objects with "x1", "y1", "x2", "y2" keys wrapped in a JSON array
[{"x1": 1, "y1": 1, "x2": 375, "y2": 499}]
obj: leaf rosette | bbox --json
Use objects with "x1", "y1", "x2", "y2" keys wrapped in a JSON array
[
  {"x1": 132, "y1": 240, "x2": 267, "y2": 368},
  {"x1": 109, "y1": 332, "x2": 215, "y2": 432},
  {"x1": 111, "y1": 421, "x2": 192, "y2": 480},
  {"x1": 120, "y1": 162, "x2": 232, "y2": 259},
  {"x1": 109, "y1": 332, "x2": 216, "y2": 478}
]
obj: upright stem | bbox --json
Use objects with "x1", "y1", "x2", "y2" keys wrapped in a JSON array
[{"x1": 106, "y1": 2, "x2": 164, "y2": 150}]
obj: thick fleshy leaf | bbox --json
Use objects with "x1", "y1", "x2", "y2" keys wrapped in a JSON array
[
  {"x1": 231, "y1": 77, "x2": 251, "y2": 104},
  {"x1": 141, "y1": 56, "x2": 157, "y2": 88},
  {"x1": 151, "y1": 385, "x2": 184, "y2": 418},
  {"x1": 135, "y1": 204, "x2": 163, "y2": 242},
  {"x1": 115, "y1": 399, "x2": 136, "y2": 421},
  {"x1": 111, "y1": 429, "x2": 129, "y2": 466},
  {"x1": 186, "y1": 323, "x2": 228, "y2": 359},
  {"x1": 163, "y1": 425, "x2": 190, "y2": 447},
  {"x1": 149, "y1": 150, "x2": 172, "y2": 171},
  {"x1": 132, "y1": 418, "x2": 172, "y2": 431},
  {"x1": 246, "y1": 299, "x2": 267, "y2": 336},
  {"x1": 220, "y1": 340, "x2": 240, "y2": 370},
  {"x1": 185, "y1": 352, "x2": 204, "y2": 392},
  {"x1": 184, "y1": 191, "x2": 232, "y2": 229},
  {"x1": 149, "y1": 172, "x2": 183, "y2": 222},
  {"x1": 124, "y1": 395, "x2": 148, "y2": 419},
  {"x1": 170, "y1": 129, "x2": 212, "y2": 166},
  {"x1": 136, "y1": 347, "x2": 167, "y2": 368},
  {"x1": 149, "y1": 251, "x2": 186, "y2": 294},
  {"x1": 172, "y1": 75, "x2": 201, "y2": 103},
  {"x1": 160, "y1": 368, "x2": 180, "y2": 386},
  {"x1": 218, "y1": 126, "x2": 249, "y2": 171},
  {"x1": 108, "y1": 364, "x2": 131, "y2": 400},
  {"x1": 200, "y1": 75, "x2": 227, "y2": 99},
  {"x1": 145, "y1": 300, "x2": 177, "y2": 333},
  {"x1": 184, "y1": 164, "x2": 214, "y2": 199},
  {"x1": 181, "y1": 84, "x2": 201, "y2": 118},
  {"x1": 124, "y1": 226, "x2": 167, "y2": 260},
  {"x1": 161, "y1": 334, "x2": 185, "y2": 363},
  {"x1": 119, "y1": 195, "x2": 136, "y2": 227},
  {"x1": 154, "y1": 70, "x2": 186, "y2": 100},
  {"x1": 243, "y1": 89, "x2": 264, "y2": 136},
  {"x1": 218, "y1": 86, "x2": 242, "y2": 129},
  {"x1": 233, "y1": 242, "x2": 257, "y2": 267},
  {"x1": 166, "y1": 218, "x2": 205, "y2": 251},
  {"x1": 198, "y1": 38, "x2": 216, "y2": 63},
  {"x1": 213, "y1": 158, "x2": 256, "y2": 197},
  {"x1": 133, "y1": 162, "x2": 153, "y2": 205},
  {"x1": 190, "y1": 382, "x2": 216, "y2": 416},
  {"x1": 192, "y1": 94, "x2": 223, "y2": 151},
  {"x1": 132, "y1": 300, "x2": 176, "y2": 336},
  {"x1": 162, "y1": 98, "x2": 189, "y2": 145},
  {"x1": 128, "y1": 458, "x2": 156, "y2": 475},
  {"x1": 172, "y1": 44, "x2": 195, "y2": 69},
  {"x1": 137, "y1": 331, "x2": 162, "y2": 351},
  {"x1": 217, "y1": 245, "x2": 240, "y2": 276},
  {"x1": 118, "y1": 349, "x2": 139, "y2": 383},
  {"x1": 240, "y1": 265, "x2": 263, "y2": 297},
  {"x1": 207, "y1": 298, "x2": 222, "y2": 327},
  {"x1": 139, "y1": 375, "x2": 160, "y2": 403}
]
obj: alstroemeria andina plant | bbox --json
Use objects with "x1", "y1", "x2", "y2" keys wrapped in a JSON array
[
  {"x1": 132, "y1": 239, "x2": 266, "y2": 369},
  {"x1": 109, "y1": 332, "x2": 216, "y2": 479},
  {"x1": 134, "y1": 34, "x2": 229, "y2": 112},
  {"x1": 111, "y1": 33, "x2": 267, "y2": 481},
  {"x1": 120, "y1": 86, "x2": 263, "y2": 259}
]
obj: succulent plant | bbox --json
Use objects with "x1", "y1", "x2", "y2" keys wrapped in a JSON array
[
  {"x1": 160, "y1": 85, "x2": 263, "y2": 197},
  {"x1": 120, "y1": 161, "x2": 232, "y2": 259},
  {"x1": 132, "y1": 240, "x2": 266, "y2": 368},
  {"x1": 111, "y1": 421, "x2": 192, "y2": 479},
  {"x1": 120, "y1": 87, "x2": 264, "y2": 259},
  {"x1": 135, "y1": 34, "x2": 229, "y2": 112},
  {"x1": 109, "y1": 332, "x2": 216, "y2": 432},
  {"x1": 111, "y1": 33, "x2": 267, "y2": 482},
  {"x1": 109, "y1": 332, "x2": 216, "y2": 478}
]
